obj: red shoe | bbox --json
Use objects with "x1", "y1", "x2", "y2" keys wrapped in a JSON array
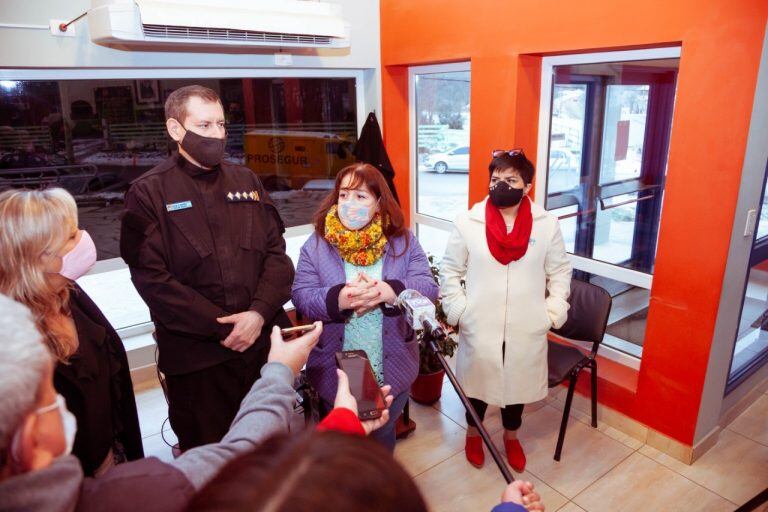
[
  {"x1": 504, "y1": 438, "x2": 526, "y2": 472},
  {"x1": 465, "y1": 435, "x2": 485, "y2": 468}
]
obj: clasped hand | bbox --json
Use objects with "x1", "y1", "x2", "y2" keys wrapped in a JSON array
[{"x1": 338, "y1": 272, "x2": 397, "y2": 316}]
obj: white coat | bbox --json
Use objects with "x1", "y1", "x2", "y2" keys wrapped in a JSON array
[{"x1": 440, "y1": 197, "x2": 572, "y2": 406}]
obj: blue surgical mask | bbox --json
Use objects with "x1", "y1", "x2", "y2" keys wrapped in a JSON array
[{"x1": 337, "y1": 200, "x2": 376, "y2": 231}]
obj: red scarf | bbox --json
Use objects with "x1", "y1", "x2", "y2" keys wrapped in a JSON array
[{"x1": 485, "y1": 197, "x2": 533, "y2": 264}]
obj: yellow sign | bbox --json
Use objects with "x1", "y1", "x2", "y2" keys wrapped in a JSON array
[{"x1": 244, "y1": 130, "x2": 356, "y2": 188}]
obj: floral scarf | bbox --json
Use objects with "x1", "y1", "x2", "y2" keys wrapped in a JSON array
[{"x1": 324, "y1": 205, "x2": 388, "y2": 266}]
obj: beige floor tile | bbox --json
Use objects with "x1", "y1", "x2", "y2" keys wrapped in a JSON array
[
  {"x1": 639, "y1": 429, "x2": 768, "y2": 506},
  {"x1": 574, "y1": 452, "x2": 735, "y2": 512},
  {"x1": 727, "y1": 393, "x2": 768, "y2": 447},
  {"x1": 518, "y1": 405, "x2": 634, "y2": 499},
  {"x1": 548, "y1": 391, "x2": 646, "y2": 451},
  {"x1": 142, "y1": 429, "x2": 178, "y2": 463},
  {"x1": 415, "y1": 450, "x2": 568, "y2": 512},
  {"x1": 431, "y1": 378, "x2": 504, "y2": 434},
  {"x1": 134, "y1": 385, "x2": 170, "y2": 438},
  {"x1": 395, "y1": 400, "x2": 466, "y2": 477},
  {"x1": 557, "y1": 502, "x2": 587, "y2": 512},
  {"x1": 432, "y1": 377, "x2": 551, "y2": 433}
]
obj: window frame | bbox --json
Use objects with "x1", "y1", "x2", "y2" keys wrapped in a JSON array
[
  {"x1": 408, "y1": 61, "x2": 471, "y2": 234},
  {"x1": 0, "y1": 67, "x2": 367, "y2": 337},
  {"x1": 536, "y1": 47, "x2": 682, "y2": 291}
]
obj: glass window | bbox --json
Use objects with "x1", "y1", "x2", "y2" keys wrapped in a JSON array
[
  {"x1": 414, "y1": 71, "x2": 470, "y2": 222},
  {"x1": 592, "y1": 192, "x2": 639, "y2": 265},
  {"x1": 727, "y1": 163, "x2": 768, "y2": 389},
  {"x1": 0, "y1": 77, "x2": 357, "y2": 260},
  {"x1": 544, "y1": 57, "x2": 679, "y2": 355},
  {"x1": 548, "y1": 84, "x2": 587, "y2": 194},
  {"x1": 0, "y1": 76, "x2": 357, "y2": 331},
  {"x1": 729, "y1": 262, "x2": 768, "y2": 385},
  {"x1": 599, "y1": 85, "x2": 649, "y2": 184},
  {"x1": 757, "y1": 177, "x2": 768, "y2": 240},
  {"x1": 573, "y1": 271, "x2": 648, "y2": 358},
  {"x1": 416, "y1": 223, "x2": 451, "y2": 263}
]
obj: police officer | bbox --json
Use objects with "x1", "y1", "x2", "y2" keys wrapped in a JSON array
[{"x1": 120, "y1": 85, "x2": 295, "y2": 450}]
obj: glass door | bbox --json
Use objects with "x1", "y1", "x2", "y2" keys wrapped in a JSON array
[{"x1": 540, "y1": 51, "x2": 680, "y2": 356}]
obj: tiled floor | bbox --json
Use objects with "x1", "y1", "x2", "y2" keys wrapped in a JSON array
[{"x1": 136, "y1": 376, "x2": 768, "y2": 512}]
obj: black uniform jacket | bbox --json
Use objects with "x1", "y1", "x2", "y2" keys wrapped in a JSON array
[
  {"x1": 54, "y1": 284, "x2": 144, "y2": 476},
  {"x1": 120, "y1": 153, "x2": 294, "y2": 375}
]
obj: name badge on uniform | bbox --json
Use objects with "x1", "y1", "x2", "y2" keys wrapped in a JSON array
[
  {"x1": 166, "y1": 200, "x2": 193, "y2": 212},
  {"x1": 226, "y1": 190, "x2": 260, "y2": 202}
]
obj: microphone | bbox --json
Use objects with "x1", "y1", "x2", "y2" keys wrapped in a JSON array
[{"x1": 396, "y1": 289, "x2": 446, "y2": 338}]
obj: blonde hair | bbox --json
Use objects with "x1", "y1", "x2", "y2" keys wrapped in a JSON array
[{"x1": 0, "y1": 188, "x2": 79, "y2": 361}]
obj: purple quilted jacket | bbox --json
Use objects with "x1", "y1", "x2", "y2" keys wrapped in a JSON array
[{"x1": 291, "y1": 231, "x2": 439, "y2": 403}]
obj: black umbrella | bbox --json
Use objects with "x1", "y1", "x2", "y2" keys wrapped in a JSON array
[{"x1": 353, "y1": 111, "x2": 400, "y2": 204}]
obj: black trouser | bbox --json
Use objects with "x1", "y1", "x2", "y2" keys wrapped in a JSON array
[
  {"x1": 165, "y1": 346, "x2": 269, "y2": 451},
  {"x1": 466, "y1": 398, "x2": 525, "y2": 431}
]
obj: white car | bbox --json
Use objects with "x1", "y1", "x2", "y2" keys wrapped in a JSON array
[
  {"x1": 424, "y1": 146, "x2": 469, "y2": 173},
  {"x1": 549, "y1": 148, "x2": 579, "y2": 172}
]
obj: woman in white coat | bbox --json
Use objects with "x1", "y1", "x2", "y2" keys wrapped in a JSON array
[{"x1": 440, "y1": 149, "x2": 572, "y2": 472}]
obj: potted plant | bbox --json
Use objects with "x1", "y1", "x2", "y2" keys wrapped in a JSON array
[{"x1": 410, "y1": 254, "x2": 461, "y2": 405}]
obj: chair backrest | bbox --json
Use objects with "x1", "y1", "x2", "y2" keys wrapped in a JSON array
[{"x1": 550, "y1": 279, "x2": 612, "y2": 352}]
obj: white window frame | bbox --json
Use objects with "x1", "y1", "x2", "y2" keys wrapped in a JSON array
[
  {"x1": 0, "y1": 67, "x2": 367, "y2": 336},
  {"x1": 536, "y1": 47, "x2": 681, "y2": 290},
  {"x1": 408, "y1": 61, "x2": 471, "y2": 234}
]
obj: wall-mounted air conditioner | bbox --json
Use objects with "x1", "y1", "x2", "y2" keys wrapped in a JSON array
[{"x1": 88, "y1": 0, "x2": 350, "y2": 50}]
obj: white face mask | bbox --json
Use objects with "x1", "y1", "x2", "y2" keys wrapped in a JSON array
[
  {"x1": 10, "y1": 393, "x2": 77, "y2": 464},
  {"x1": 43, "y1": 394, "x2": 77, "y2": 456}
]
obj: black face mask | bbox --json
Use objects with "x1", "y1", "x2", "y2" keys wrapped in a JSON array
[
  {"x1": 489, "y1": 181, "x2": 525, "y2": 208},
  {"x1": 180, "y1": 129, "x2": 226, "y2": 168}
]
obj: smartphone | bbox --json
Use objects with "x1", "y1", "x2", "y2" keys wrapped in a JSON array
[
  {"x1": 280, "y1": 324, "x2": 317, "y2": 338},
  {"x1": 335, "y1": 350, "x2": 386, "y2": 420}
]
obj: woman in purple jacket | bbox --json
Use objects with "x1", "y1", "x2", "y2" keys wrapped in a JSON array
[{"x1": 292, "y1": 163, "x2": 438, "y2": 451}]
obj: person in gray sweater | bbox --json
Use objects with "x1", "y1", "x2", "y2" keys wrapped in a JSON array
[{"x1": 0, "y1": 292, "x2": 321, "y2": 512}]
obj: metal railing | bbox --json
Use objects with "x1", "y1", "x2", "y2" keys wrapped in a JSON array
[
  {"x1": 0, "y1": 164, "x2": 98, "y2": 194},
  {"x1": 0, "y1": 126, "x2": 54, "y2": 151}
]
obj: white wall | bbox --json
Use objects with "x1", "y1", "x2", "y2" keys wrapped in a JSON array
[{"x1": 0, "y1": 0, "x2": 381, "y2": 115}]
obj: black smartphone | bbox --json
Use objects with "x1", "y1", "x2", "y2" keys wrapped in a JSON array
[
  {"x1": 335, "y1": 350, "x2": 385, "y2": 420},
  {"x1": 280, "y1": 324, "x2": 317, "y2": 339}
]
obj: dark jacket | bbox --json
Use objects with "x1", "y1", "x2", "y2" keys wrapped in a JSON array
[
  {"x1": 353, "y1": 111, "x2": 400, "y2": 203},
  {"x1": 53, "y1": 284, "x2": 144, "y2": 477},
  {"x1": 120, "y1": 153, "x2": 294, "y2": 375}
]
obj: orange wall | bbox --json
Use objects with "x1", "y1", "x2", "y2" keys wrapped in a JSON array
[{"x1": 380, "y1": 0, "x2": 768, "y2": 445}]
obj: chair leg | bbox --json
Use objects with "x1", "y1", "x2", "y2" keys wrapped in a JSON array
[
  {"x1": 590, "y1": 359, "x2": 598, "y2": 428},
  {"x1": 554, "y1": 371, "x2": 578, "y2": 462}
]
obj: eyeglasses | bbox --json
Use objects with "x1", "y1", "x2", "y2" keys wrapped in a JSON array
[{"x1": 491, "y1": 148, "x2": 524, "y2": 158}]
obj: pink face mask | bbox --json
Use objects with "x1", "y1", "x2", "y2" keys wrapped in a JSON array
[{"x1": 59, "y1": 230, "x2": 97, "y2": 280}]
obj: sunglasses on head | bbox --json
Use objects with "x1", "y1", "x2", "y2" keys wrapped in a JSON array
[{"x1": 491, "y1": 148, "x2": 524, "y2": 158}]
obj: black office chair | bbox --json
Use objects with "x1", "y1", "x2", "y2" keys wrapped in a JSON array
[{"x1": 547, "y1": 279, "x2": 612, "y2": 461}]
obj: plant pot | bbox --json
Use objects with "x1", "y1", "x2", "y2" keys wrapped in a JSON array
[{"x1": 410, "y1": 369, "x2": 446, "y2": 405}]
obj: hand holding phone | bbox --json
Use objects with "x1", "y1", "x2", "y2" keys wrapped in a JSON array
[
  {"x1": 335, "y1": 350, "x2": 386, "y2": 420},
  {"x1": 280, "y1": 323, "x2": 317, "y2": 339},
  {"x1": 334, "y1": 369, "x2": 393, "y2": 435}
]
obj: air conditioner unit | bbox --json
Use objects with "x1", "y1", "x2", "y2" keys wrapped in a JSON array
[{"x1": 88, "y1": 0, "x2": 350, "y2": 50}]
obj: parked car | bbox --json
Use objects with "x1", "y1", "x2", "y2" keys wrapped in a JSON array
[
  {"x1": 549, "y1": 148, "x2": 580, "y2": 172},
  {"x1": 424, "y1": 146, "x2": 469, "y2": 173}
]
